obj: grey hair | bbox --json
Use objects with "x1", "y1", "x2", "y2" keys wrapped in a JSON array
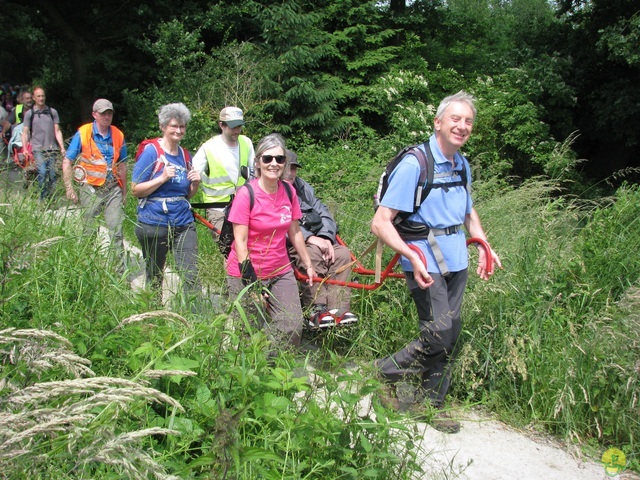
[
  {"x1": 254, "y1": 133, "x2": 288, "y2": 178},
  {"x1": 158, "y1": 102, "x2": 191, "y2": 128},
  {"x1": 435, "y1": 90, "x2": 477, "y2": 120}
]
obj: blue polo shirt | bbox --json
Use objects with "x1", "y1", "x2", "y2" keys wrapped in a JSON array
[
  {"x1": 66, "y1": 122, "x2": 128, "y2": 181},
  {"x1": 380, "y1": 134, "x2": 473, "y2": 274}
]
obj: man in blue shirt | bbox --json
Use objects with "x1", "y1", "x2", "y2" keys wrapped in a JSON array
[
  {"x1": 372, "y1": 91, "x2": 501, "y2": 433},
  {"x1": 62, "y1": 99, "x2": 128, "y2": 271}
]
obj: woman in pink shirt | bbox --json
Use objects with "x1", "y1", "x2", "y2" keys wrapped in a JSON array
[{"x1": 226, "y1": 133, "x2": 315, "y2": 349}]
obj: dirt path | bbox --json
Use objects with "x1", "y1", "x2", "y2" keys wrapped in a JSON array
[{"x1": 413, "y1": 409, "x2": 635, "y2": 479}]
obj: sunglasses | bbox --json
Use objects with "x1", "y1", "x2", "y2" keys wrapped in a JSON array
[{"x1": 260, "y1": 155, "x2": 286, "y2": 165}]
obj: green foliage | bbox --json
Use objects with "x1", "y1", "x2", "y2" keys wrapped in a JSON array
[
  {"x1": 360, "y1": 64, "x2": 463, "y2": 144},
  {"x1": 470, "y1": 71, "x2": 557, "y2": 181},
  {"x1": 255, "y1": 2, "x2": 350, "y2": 140}
]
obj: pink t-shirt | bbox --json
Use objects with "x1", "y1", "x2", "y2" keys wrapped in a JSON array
[{"x1": 226, "y1": 179, "x2": 301, "y2": 279}]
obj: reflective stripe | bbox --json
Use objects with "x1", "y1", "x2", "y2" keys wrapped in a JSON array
[
  {"x1": 201, "y1": 184, "x2": 236, "y2": 198},
  {"x1": 202, "y1": 173, "x2": 233, "y2": 185}
]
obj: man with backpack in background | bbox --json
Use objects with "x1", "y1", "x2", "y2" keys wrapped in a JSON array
[
  {"x1": 21, "y1": 86, "x2": 66, "y2": 200},
  {"x1": 192, "y1": 106, "x2": 255, "y2": 240},
  {"x1": 371, "y1": 91, "x2": 502, "y2": 434},
  {"x1": 285, "y1": 149, "x2": 358, "y2": 329},
  {"x1": 2, "y1": 89, "x2": 33, "y2": 164},
  {"x1": 62, "y1": 99, "x2": 128, "y2": 272}
]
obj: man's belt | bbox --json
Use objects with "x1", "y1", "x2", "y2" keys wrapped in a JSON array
[
  {"x1": 190, "y1": 202, "x2": 229, "y2": 209},
  {"x1": 431, "y1": 224, "x2": 463, "y2": 236}
]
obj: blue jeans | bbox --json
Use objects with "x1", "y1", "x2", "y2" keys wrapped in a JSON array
[{"x1": 34, "y1": 150, "x2": 58, "y2": 199}]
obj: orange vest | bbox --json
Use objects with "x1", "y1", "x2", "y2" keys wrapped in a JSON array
[{"x1": 76, "y1": 123, "x2": 125, "y2": 187}]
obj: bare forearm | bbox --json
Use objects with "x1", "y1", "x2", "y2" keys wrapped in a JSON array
[
  {"x1": 62, "y1": 159, "x2": 74, "y2": 189},
  {"x1": 54, "y1": 125, "x2": 65, "y2": 153},
  {"x1": 464, "y1": 208, "x2": 487, "y2": 241}
]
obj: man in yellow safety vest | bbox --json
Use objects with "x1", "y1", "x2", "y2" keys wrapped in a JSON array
[{"x1": 192, "y1": 106, "x2": 255, "y2": 239}]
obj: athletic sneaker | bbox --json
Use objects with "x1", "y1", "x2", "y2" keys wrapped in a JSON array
[
  {"x1": 308, "y1": 304, "x2": 336, "y2": 329},
  {"x1": 337, "y1": 311, "x2": 358, "y2": 325}
]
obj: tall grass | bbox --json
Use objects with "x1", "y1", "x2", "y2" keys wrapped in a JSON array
[
  {"x1": 452, "y1": 179, "x2": 640, "y2": 466},
  {"x1": 294, "y1": 138, "x2": 639, "y2": 469}
]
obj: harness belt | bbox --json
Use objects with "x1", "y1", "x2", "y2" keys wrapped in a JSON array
[
  {"x1": 427, "y1": 224, "x2": 463, "y2": 276},
  {"x1": 430, "y1": 224, "x2": 463, "y2": 236},
  {"x1": 189, "y1": 202, "x2": 229, "y2": 209},
  {"x1": 139, "y1": 196, "x2": 188, "y2": 213}
]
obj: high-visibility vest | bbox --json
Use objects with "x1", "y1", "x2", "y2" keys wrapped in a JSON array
[
  {"x1": 75, "y1": 123, "x2": 125, "y2": 187},
  {"x1": 200, "y1": 135, "x2": 252, "y2": 205},
  {"x1": 15, "y1": 104, "x2": 24, "y2": 123}
]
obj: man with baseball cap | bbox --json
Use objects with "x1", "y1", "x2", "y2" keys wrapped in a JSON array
[
  {"x1": 62, "y1": 98, "x2": 128, "y2": 271},
  {"x1": 192, "y1": 106, "x2": 255, "y2": 240}
]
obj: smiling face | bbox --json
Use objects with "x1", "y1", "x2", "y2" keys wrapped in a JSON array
[
  {"x1": 161, "y1": 118, "x2": 186, "y2": 143},
  {"x1": 434, "y1": 100, "x2": 475, "y2": 158},
  {"x1": 21, "y1": 92, "x2": 33, "y2": 108},
  {"x1": 257, "y1": 146, "x2": 286, "y2": 180}
]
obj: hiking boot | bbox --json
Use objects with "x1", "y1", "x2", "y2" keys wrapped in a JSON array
[
  {"x1": 409, "y1": 404, "x2": 461, "y2": 434},
  {"x1": 377, "y1": 382, "x2": 402, "y2": 411},
  {"x1": 336, "y1": 310, "x2": 358, "y2": 325},
  {"x1": 430, "y1": 409, "x2": 461, "y2": 434}
]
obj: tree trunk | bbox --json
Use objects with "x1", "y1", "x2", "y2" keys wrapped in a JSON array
[{"x1": 35, "y1": 0, "x2": 91, "y2": 124}]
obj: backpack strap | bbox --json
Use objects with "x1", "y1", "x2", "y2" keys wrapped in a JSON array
[{"x1": 25, "y1": 108, "x2": 55, "y2": 133}]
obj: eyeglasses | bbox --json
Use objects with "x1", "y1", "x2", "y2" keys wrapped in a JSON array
[
  {"x1": 260, "y1": 155, "x2": 286, "y2": 165},
  {"x1": 167, "y1": 124, "x2": 186, "y2": 131}
]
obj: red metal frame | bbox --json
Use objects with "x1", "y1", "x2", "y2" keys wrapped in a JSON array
[{"x1": 193, "y1": 210, "x2": 493, "y2": 291}]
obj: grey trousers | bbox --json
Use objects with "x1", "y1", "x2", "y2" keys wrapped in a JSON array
[
  {"x1": 377, "y1": 269, "x2": 468, "y2": 406},
  {"x1": 289, "y1": 243, "x2": 352, "y2": 313},
  {"x1": 78, "y1": 182, "x2": 125, "y2": 268},
  {"x1": 227, "y1": 269, "x2": 304, "y2": 349},
  {"x1": 205, "y1": 207, "x2": 224, "y2": 241}
]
